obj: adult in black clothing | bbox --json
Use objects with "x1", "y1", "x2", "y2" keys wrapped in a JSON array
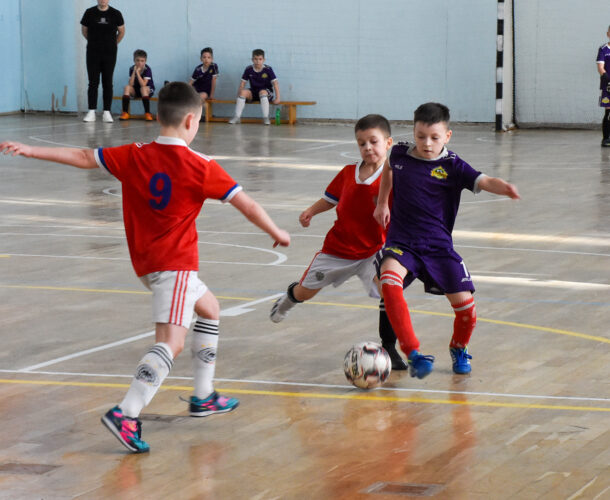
[{"x1": 80, "y1": 0, "x2": 125, "y2": 122}]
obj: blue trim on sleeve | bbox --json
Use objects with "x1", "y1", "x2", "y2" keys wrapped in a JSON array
[
  {"x1": 96, "y1": 148, "x2": 112, "y2": 174},
  {"x1": 221, "y1": 183, "x2": 242, "y2": 202},
  {"x1": 323, "y1": 190, "x2": 339, "y2": 204}
]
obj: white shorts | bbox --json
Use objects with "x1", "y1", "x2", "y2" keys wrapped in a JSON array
[
  {"x1": 300, "y1": 252, "x2": 380, "y2": 298},
  {"x1": 140, "y1": 271, "x2": 208, "y2": 328}
]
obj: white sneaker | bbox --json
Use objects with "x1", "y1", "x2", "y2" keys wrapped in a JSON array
[
  {"x1": 102, "y1": 111, "x2": 114, "y2": 123},
  {"x1": 263, "y1": 117, "x2": 271, "y2": 125},
  {"x1": 228, "y1": 116, "x2": 240, "y2": 124},
  {"x1": 83, "y1": 110, "x2": 96, "y2": 122}
]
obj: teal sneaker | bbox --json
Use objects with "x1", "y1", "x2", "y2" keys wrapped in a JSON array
[
  {"x1": 450, "y1": 347, "x2": 472, "y2": 374},
  {"x1": 407, "y1": 351, "x2": 435, "y2": 379},
  {"x1": 189, "y1": 391, "x2": 239, "y2": 417},
  {"x1": 101, "y1": 406, "x2": 150, "y2": 453}
]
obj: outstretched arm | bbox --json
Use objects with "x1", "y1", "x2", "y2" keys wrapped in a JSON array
[
  {"x1": 478, "y1": 175, "x2": 520, "y2": 199},
  {"x1": 373, "y1": 158, "x2": 393, "y2": 228},
  {"x1": 0, "y1": 141, "x2": 97, "y2": 169},
  {"x1": 299, "y1": 198, "x2": 334, "y2": 227},
  {"x1": 229, "y1": 190, "x2": 290, "y2": 247}
]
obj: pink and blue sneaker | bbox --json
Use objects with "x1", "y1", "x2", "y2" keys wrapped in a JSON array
[
  {"x1": 189, "y1": 391, "x2": 239, "y2": 417},
  {"x1": 101, "y1": 406, "x2": 150, "y2": 453}
]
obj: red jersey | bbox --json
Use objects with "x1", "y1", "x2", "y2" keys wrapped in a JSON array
[
  {"x1": 95, "y1": 136, "x2": 241, "y2": 276},
  {"x1": 321, "y1": 161, "x2": 386, "y2": 260}
]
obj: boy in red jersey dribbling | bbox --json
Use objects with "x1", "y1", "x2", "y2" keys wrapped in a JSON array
[
  {"x1": 0, "y1": 82, "x2": 290, "y2": 453},
  {"x1": 270, "y1": 114, "x2": 406, "y2": 370}
]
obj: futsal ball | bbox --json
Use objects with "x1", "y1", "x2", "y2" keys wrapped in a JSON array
[{"x1": 343, "y1": 341, "x2": 391, "y2": 389}]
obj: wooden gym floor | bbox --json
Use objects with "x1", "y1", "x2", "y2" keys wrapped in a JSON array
[{"x1": 0, "y1": 114, "x2": 608, "y2": 499}]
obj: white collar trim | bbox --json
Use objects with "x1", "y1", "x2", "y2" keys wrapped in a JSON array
[{"x1": 155, "y1": 136, "x2": 188, "y2": 147}]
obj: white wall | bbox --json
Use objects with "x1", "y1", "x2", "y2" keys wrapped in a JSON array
[
  {"x1": 16, "y1": 0, "x2": 497, "y2": 122},
  {"x1": 514, "y1": 0, "x2": 610, "y2": 126},
  {"x1": 0, "y1": 0, "x2": 22, "y2": 113}
]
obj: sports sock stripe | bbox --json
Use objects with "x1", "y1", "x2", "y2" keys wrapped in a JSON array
[
  {"x1": 194, "y1": 319, "x2": 219, "y2": 336},
  {"x1": 452, "y1": 297, "x2": 475, "y2": 312},
  {"x1": 148, "y1": 344, "x2": 174, "y2": 371},
  {"x1": 380, "y1": 270, "x2": 403, "y2": 287}
]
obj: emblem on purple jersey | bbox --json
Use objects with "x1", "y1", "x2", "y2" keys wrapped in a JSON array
[{"x1": 430, "y1": 166, "x2": 448, "y2": 180}]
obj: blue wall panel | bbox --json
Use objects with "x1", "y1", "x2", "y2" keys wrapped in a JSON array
[{"x1": 0, "y1": 0, "x2": 23, "y2": 113}]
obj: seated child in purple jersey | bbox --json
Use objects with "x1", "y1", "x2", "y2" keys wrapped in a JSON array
[
  {"x1": 597, "y1": 25, "x2": 610, "y2": 147},
  {"x1": 189, "y1": 47, "x2": 219, "y2": 107},
  {"x1": 229, "y1": 48, "x2": 280, "y2": 125},
  {"x1": 373, "y1": 102, "x2": 520, "y2": 379},
  {"x1": 120, "y1": 49, "x2": 155, "y2": 121}
]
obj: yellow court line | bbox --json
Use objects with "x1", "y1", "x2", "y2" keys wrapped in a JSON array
[
  {"x1": 1, "y1": 284, "x2": 608, "y2": 344},
  {"x1": 0, "y1": 378, "x2": 608, "y2": 413}
]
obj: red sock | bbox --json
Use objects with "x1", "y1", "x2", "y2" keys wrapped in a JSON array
[
  {"x1": 450, "y1": 297, "x2": 476, "y2": 348},
  {"x1": 380, "y1": 271, "x2": 419, "y2": 355}
]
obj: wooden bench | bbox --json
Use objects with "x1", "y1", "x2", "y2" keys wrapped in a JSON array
[
  {"x1": 203, "y1": 99, "x2": 316, "y2": 125},
  {"x1": 112, "y1": 96, "x2": 158, "y2": 119}
]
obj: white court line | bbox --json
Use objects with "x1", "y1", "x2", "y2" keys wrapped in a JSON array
[
  {"x1": 17, "y1": 293, "x2": 284, "y2": 371},
  {"x1": 1, "y1": 368, "x2": 608, "y2": 404}
]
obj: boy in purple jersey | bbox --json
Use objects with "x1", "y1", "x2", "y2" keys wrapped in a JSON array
[
  {"x1": 373, "y1": 103, "x2": 520, "y2": 379},
  {"x1": 120, "y1": 49, "x2": 155, "y2": 121},
  {"x1": 189, "y1": 47, "x2": 219, "y2": 109},
  {"x1": 229, "y1": 49, "x2": 280, "y2": 125},
  {"x1": 596, "y1": 25, "x2": 610, "y2": 147}
]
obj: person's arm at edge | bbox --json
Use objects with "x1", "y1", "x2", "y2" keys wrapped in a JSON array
[
  {"x1": 299, "y1": 198, "x2": 334, "y2": 227},
  {"x1": 229, "y1": 190, "x2": 290, "y2": 247},
  {"x1": 0, "y1": 142, "x2": 97, "y2": 169},
  {"x1": 116, "y1": 25, "x2": 125, "y2": 44},
  {"x1": 272, "y1": 80, "x2": 280, "y2": 104},
  {"x1": 477, "y1": 175, "x2": 520, "y2": 199},
  {"x1": 373, "y1": 158, "x2": 392, "y2": 228}
]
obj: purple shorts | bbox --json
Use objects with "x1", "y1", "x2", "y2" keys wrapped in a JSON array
[
  {"x1": 375, "y1": 242, "x2": 475, "y2": 295},
  {"x1": 250, "y1": 88, "x2": 274, "y2": 102},
  {"x1": 600, "y1": 88, "x2": 610, "y2": 108},
  {"x1": 193, "y1": 81, "x2": 212, "y2": 95},
  {"x1": 134, "y1": 84, "x2": 154, "y2": 98}
]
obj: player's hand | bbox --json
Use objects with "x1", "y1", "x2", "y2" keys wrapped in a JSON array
[
  {"x1": 505, "y1": 183, "x2": 520, "y2": 200},
  {"x1": 373, "y1": 204, "x2": 391, "y2": 228},
  {"x1": 299, "y1": 209, "x2": 313, "y2": 227},
  {"x1": 272, "y1": 98, "x2": 280, "y2": 105},
  {"x1": 273, "y1": 230, "x2": 290, "y2": 247},
  {"x1": 0, "y1": 141, "x2": 32, "y2": 157}
]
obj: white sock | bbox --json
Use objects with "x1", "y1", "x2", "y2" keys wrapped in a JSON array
[
  {"x1": 260, "y1": 95, "x2": 269, "y2": 118},
  {"x1": 234, "y1": 97, "x2": 246, "y2": 118},
  {"x1": 120, "y1": 342, "x2": 174, "y2": 418},
  {"x1": 191, "y1": 317, "x2": 219, "y2": 399}
]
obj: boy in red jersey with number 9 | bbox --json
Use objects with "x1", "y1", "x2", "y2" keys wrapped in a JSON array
[
  {"x1": 270, "y1": 114, "x2": 406, "y2": 370},
  {"x1": 0, "y1": 82, "x2": 290, "y2": 453}
]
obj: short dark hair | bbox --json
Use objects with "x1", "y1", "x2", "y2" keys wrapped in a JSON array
[
  {"x1": 157, "y1": 82, "x2": 202, "y2": 127},
  {"x1": 354, "y1": 114, "x2": 391, "y2": 137},
  {"x1": 413, "y1": 102, "x2": 450, "y2": 126},
  {"x1": 252, "y1": 48, "x2": 265, "y2": 58},
  {"x1": 133, "y1": 49, "x2": 147, "y2": 60},
  {"x1": 201, "y1": 47, "x2": 213, "y2": 57}
]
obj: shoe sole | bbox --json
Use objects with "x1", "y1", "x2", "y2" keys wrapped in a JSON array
[
  {"x1": 100, "y1": 415, "x2": 148, "y2": 453},
  {"x1": 189, "y1": 401, "x2": 239, "y2": 417}
]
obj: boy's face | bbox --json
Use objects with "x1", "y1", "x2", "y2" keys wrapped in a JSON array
[
  {"x1": 355, "y1": 127, "x2": 392, "y2": 167},
  {"x1": 413, "y1": 121, "x2": 452, "y2": 160},
  {"x1": 134, "y1": 57, "x2": 147, "y2": 70},
  {"x1": 201, "y1": 51, "x2": 213, "y2": 66},
  {"x1": 252, "y1": 55, "x2": 265, "y2": 70}
]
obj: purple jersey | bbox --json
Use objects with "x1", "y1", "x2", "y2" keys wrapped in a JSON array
[
  {"x1": 387, "y1": 142, "x2": 483, "y2": 248},
  {"x1": 596, "y1": 43, "x2": 610, "y2": 73},
  {"x1": 129, "y1": 64, "x2": 155, "y2": 93},
  {"x1": 191, "y1": 63, "x2": 219, "y2": 94},
  {"x1": 241, "y1": 64, "x2": 277, "y2": 93},
  {"x1": 597, "y1": 43, "x2": 610, "y2": 107}
]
